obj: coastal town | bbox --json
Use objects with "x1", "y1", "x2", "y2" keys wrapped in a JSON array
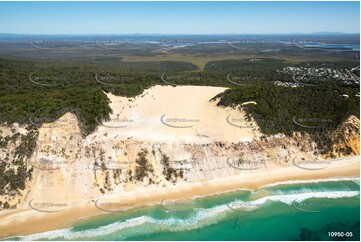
[{"x1": 276, "y1": 66, "x2": 360, "y2": 86}]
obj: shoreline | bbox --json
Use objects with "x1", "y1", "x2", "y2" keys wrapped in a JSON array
[{"x1": 0, "y1": 155, "x2": 359, "y2": 239}]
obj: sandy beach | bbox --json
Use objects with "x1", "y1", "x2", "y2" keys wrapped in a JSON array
[{"x1": 0, "y1": 155, "x2": 359, "y2": 239}]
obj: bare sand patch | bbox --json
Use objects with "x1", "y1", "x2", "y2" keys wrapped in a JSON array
[{"x1": 90, "y1": 85, "x2": 260, "y2": 144}]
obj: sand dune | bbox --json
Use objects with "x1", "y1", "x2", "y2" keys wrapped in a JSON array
[{"x1": 90, "y1": 85, "x2": 260, "y2": 144}]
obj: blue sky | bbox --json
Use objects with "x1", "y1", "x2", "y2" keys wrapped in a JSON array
[{"x1": 0, "y1": 1, "x2": 359, "y2": 34}]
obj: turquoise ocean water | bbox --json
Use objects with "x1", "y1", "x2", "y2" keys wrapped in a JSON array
[{"x1": 4, "y1": 178, "x2": 360, "y2": 241}]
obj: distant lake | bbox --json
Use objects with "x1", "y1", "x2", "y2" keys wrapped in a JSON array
[{"x1": 299, "y1": 42, "x2": 360, "y2": 51}]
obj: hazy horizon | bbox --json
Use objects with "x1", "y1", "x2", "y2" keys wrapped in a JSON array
[{"x1": 0, "y1": 32, "x2": 360, "y2": 36}]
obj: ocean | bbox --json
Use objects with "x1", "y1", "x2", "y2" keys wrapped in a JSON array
[{"x1": 5, "y1": 178, "x2": 360, "y2": 241}]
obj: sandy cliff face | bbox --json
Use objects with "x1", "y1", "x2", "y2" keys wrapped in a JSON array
[
  {"x1": 330, "y1": 115, "x2": 360, "y2": 156},
  {"x1": 0, "y1": 86, "x2": 359, "y2": 210},
  {"x1": 25, "y1": 113, "x2": 100, "y2": 206},
  {"x1": 23, "y1": 114, "x2": 319, "y2": 206}
]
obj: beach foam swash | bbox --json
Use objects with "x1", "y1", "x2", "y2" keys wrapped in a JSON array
[{"x1": 6, "y1": 178, "x2": 360, "y2": 241}]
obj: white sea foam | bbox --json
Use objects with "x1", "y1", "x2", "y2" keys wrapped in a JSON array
[
  {"x1": 258, "y1": 177, "x2": 360, "y2": 189},
  {"x1": 12, "y1": 216, "x2": 152, "y2": 241},
  {"x1": 229, "y1": 190, "x2": 359, "y2": 210}
]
